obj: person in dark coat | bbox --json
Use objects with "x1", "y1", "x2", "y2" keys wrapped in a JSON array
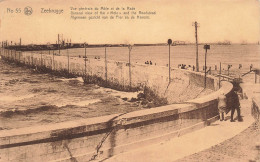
[{"x1": 230, "y1": 90, "x2": 242, "y2": 122}]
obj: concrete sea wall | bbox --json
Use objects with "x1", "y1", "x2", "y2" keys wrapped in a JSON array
[
  {"x1": 0, "y1": 81, "x2": 233, "y2": 162},
  {"x1": 0, "y1": 49, "x2": 225, "y2": 161}
]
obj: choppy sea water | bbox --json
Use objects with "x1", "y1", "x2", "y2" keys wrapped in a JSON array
[{"x1": 0, "y1": 61, "x2": 143, "y2": 129}]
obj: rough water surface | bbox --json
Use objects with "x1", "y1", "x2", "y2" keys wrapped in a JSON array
[{"x1": 0, "y1": 60, "x2": 144, "y2": 130}]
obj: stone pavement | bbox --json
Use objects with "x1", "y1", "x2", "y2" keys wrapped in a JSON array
[{"x1": 104, "y1": 89, "x2": 257, "y2": 162}]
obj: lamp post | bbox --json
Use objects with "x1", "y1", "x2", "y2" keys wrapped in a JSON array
[
  {"x1": 128, "y1": 44, "x2": 133, "y2": 87},
  {"x1": 168, "y1": 39, "x2": 172, "y2": 83},
  {"x1": 204, "y1": 44, "x2": 210, "y2": 88}
]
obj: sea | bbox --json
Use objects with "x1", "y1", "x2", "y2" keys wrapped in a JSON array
[{"x1": 40, "y1": 44, "x2": 260, "y2": 71}]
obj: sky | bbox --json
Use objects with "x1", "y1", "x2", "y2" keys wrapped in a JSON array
[{"x1": 0, "y1": 0, "x2": 259, "y2": 44}]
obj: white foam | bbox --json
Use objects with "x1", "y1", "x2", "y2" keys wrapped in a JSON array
[
  {"x1": 59, "y1": 77, "x2": 84, "y2": 83},
  {"x1": 0, "y1": 94, "x2": 35, "y2": 102},
  {"x1": 94, "y1": 87, "x2": 141, "y2": 99},
  {"x1": 56, "y1": 99, "x2": 100, "y2": 107}
]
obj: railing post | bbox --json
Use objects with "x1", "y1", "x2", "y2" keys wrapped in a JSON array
[
  {"x1": 105, "y1": 46, "x2": 107, "y2": 83},
  {"x1": 67, "y1": 48, "x2": 69, "y2": 77},
  {"x1": 128, "y1": 45, "x2": 132, "y2": 88},
  {"x1": 52, "y1": 50, "x2": 55, "y2": 70},
  {"x1": 84, "y1": 43, "x2": 87, "y2": 78}
]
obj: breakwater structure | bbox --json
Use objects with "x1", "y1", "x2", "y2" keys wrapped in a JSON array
[
  {"x1": 0, "y1": 48, "x2": 219, "y2": 104},
  {"x1": 0, "y1": 47, "x2": 237, "y2": 161},
  {"x1": 4, "y1": 43, "x2": 168, "y2": 51}
]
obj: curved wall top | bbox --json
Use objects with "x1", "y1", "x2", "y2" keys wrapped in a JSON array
[{"x1": 0, "y1": 81, "x2": 233, "y2": 143}]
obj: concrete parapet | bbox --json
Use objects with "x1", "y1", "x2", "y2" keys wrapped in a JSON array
[{"x1": 0, "y1": 80, "x2": 233, "y2": 161}]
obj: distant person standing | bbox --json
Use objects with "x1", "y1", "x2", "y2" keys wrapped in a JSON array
[
  {"x1": 187, "y1": 65, "x2": 192, "y2": 71},
  {"x1": 218, "y1": 92, "x2": 227, "y2": 121}
]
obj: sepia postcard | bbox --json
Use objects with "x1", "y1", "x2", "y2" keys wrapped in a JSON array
[{"x1": 0, "y1": 0, "x2": 259, "y2": 161}]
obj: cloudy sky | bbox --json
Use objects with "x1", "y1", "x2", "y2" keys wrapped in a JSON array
[{"x1": 0, "y1": 0, "x2": 259, "y2": 44}]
